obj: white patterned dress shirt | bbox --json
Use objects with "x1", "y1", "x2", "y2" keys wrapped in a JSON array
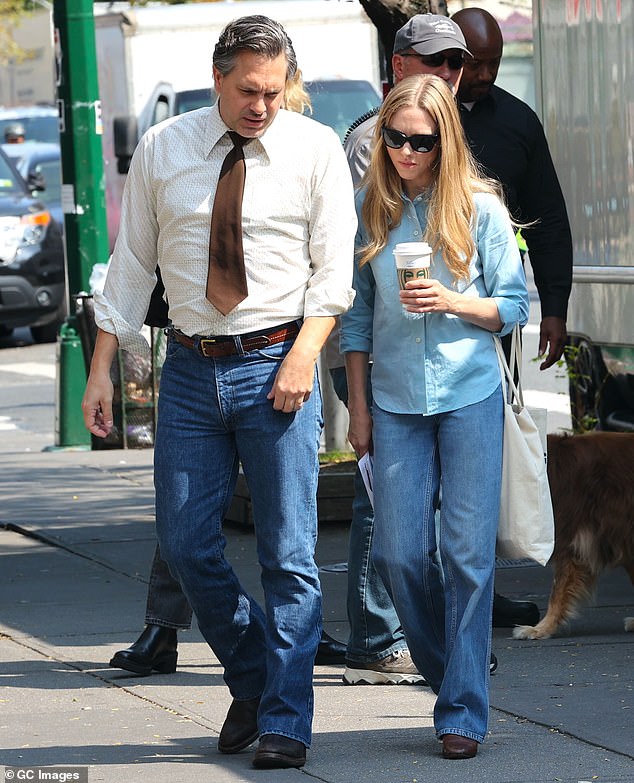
[{"x1": 95, "y1": 103, "x2": 357, "y2": 357}]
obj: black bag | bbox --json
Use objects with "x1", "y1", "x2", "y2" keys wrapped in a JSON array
[{"x1": 144, "y1": 267, "x2": 169, "y2": 328}]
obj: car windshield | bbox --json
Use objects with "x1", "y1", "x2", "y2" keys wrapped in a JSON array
[
  {"x1": 0, "y1": 153, "x2": 24, "y2": 196},
  {"x1": 0, "y1": 115, "x2": 59, "y2": 144},
  {"x1": 175, "y1": 89, "x2": 214, "y2": 115},
  {"x1": 305, "y1": 81, "x2": 381, "y2": 142}
]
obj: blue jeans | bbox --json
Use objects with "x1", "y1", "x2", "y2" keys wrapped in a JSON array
[
  {"x1": 154, "y1": 335, "x2": 323, "y2": 747},
  {"x1": 329, "y1": 366, "x2": 406, "y2": 663},
  {"x1": 371, "y1": 385, "x2": 503, "y2": 743}
]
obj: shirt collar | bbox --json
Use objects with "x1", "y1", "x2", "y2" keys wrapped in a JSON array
[
  {"x1": 204, "y1": 101, "x2": 289, "y2": 161},
  {"x1": 205, "y1": 101, "x2": 232, "y2": 156}
]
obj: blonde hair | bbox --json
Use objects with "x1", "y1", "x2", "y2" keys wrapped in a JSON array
[
  {"x1": 284, "y1": 68, "x2": 311, "y2": 114},
  {"x1": 359, "y1": 74, "x2": 503, "y2": 281}
]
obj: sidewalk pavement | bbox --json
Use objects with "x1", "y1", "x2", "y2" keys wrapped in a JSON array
[{"x1": 1, "y1": 436, "x2": 632, "y2": 783}]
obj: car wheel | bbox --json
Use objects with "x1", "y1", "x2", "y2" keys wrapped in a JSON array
[
  {"x1": 31, "y1": 321, "x2": 60, "y2": 343},
  {"x1": 566, "y1": 336, "x2": 607, "y2": 433}
]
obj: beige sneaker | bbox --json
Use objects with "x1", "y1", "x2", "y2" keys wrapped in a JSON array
[{"x1": 342, "y1": 649, "x2": 427, "y2": 685}]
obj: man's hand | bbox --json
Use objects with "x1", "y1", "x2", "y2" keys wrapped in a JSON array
[
  {"x1": 267, "y1": 316, "x2": 335, "y2": 413},
  {"x1": 82, "y1": 373, "x2": 115, "y2": 437},
  {"x1": 538, "y1": 316, "x2": 567, "y2": 370},
  {"x1": 347, "y1": 407, "x2": 372, "y2": 458},
  {"x1": 267, "y1": 350, "x2": 315, "y2": 413},
  {"x1": 81, "y1": 328, "x2": 119, "y2": 437}
]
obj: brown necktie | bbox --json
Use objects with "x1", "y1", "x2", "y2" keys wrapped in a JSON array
[{"x1": 206, "y1": 132, "x2": 249, "y2": 315}]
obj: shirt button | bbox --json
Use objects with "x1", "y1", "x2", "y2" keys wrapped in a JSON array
[
  {"x1": 413, "y1": 231, "x2": 419, "y2": 236},
  {"x1": 415, "y1": 337, "x2": 421, "y2": 343}
]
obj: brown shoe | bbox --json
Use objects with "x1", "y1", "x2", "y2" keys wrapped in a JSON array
[
  {"x1": 441, "y1": 733, "x2": 478, "y2": 759},
  {"x1": 252, "y1": 734, "x2": 306, "y2": 769},
  {"x1": 217, "y1": 696, "x2": 260, "y2": 754}
]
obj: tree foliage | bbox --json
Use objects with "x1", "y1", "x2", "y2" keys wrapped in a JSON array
[{"x1": 0, "y1": 0, "x2": 32, "y2": 66}]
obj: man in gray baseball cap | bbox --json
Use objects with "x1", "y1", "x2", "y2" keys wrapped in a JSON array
[{"x1": 392, "y1": 13, "x2": 471, "y2": 95}]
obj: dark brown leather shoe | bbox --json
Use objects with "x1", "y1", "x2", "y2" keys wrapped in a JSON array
[
  {"x1": 217, "y1": 696, "x2": 260, "y2": 754},
  {"x1": 109, "y1": 625, "x2": 177, "y2": 676},
  {"x1": 252, "y1": 734, "x2": 306, "y2": 769},
  {"x1": 441, "y1": 734, "x2": 478, "y2": 759}
]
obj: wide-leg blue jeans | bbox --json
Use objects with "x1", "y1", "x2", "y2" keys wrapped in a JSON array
[
  {"x1": 371, "y1": 385, "x2": 503, "y2": 744},
  {"x1": 154, "y1": 335, "x2": 323, "y2": 747}
]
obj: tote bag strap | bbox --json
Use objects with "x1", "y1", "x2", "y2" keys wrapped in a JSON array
[{"x1": 494, "y1": 324, "x2": 524, "y2": 408}]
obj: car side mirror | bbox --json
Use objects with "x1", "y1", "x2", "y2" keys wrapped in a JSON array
[
  {"x1": 27, "y1": 171, "x2": 46, "y2": 193},
  {"x1": 114, "y1": 115, "x2": 139, "y2": 175}
]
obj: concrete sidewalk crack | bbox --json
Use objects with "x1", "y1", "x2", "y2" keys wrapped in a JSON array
[
  {"x1": 1, "y1": 521, "x2": 150, "y2": 584},
  {"x1": 489, "y1": 703, "x2": 634, "y2": 761}
]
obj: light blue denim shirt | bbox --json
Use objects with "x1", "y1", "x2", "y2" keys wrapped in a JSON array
[{"x1": 340, "y1": 189, "x2": 530, "y2": 415}]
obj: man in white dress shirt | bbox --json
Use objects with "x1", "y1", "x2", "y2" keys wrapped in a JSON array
[{"x1": 82, "y1": 15, "x2": 356, "y2": 770}]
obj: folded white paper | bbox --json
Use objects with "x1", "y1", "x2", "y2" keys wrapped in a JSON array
[{"x1": 358, "y1": 452, "x2": 374, "y2": 509}]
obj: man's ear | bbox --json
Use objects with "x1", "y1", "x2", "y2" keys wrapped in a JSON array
[
  {"x1": 392, "y1": 54, "x2": 405, "y2": 82},
  {"x1": 212, "y1": 65, "x2": 222, "y2": 94}
]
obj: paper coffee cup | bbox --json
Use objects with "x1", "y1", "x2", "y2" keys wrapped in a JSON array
[{"x1": 393, "y1": 242, "x2": 432, "y2": 290}]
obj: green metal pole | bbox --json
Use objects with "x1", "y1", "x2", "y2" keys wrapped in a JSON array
[
  {"x1": 52, "y1": 0, "x2": 109, "y2": 448},
  {"x1": 54, "y1": 0, "x2": 109, "y2": 294}
]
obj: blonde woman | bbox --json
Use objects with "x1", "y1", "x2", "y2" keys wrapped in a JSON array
[
  {"x1": 340, "y1": 74, "x2": 529, "y2": 759},
  {"x1": 284, "y1": 68, "x2": 311, "y2": 114}
]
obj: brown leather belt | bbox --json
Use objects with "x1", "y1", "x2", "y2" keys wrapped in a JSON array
[{"x1": 171, "y1": 320, "x2": 300, "y2": 358}]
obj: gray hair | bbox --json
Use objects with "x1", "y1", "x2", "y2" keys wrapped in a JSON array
[{"x1": 213, "y1": 15, "x2": 297, "y2": 79}]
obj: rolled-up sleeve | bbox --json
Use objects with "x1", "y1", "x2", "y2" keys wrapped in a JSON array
[
  {"x1": 303, "y1": 132, "x2": 357, "y2": 318},
  {"x1": 340, "y1": 220, "x2": 375, "y2": 354},
  {"x1": 476, "y1": 194, "x2": 530, "y2": 336},
  {"x1": 94, "y1": 135, "x2": 160, "y2": 358}
]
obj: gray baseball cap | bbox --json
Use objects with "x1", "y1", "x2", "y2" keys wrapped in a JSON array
[
  {"x1": 394, "y1": 14, "x2": 471, "y2": 56},
  {"x1": 4, "y1": 122, "x2": 25, "y2": 139}
]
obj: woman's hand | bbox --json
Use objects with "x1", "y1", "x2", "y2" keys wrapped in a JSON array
[
  {"x1": 399, "y1": 278, "x2": 457, "y2": 314},
  {"x1": 400, "y1": 279, "x2": 503, "y2": 332}
]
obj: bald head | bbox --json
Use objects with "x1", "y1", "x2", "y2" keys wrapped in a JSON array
[{"x1": 452, "y1": 8, "x2": 503, "y2": 103}]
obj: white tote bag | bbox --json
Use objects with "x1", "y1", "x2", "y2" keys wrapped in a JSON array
[{"x1": 494, "y1": 326, "x2": 555, "y2": 566}]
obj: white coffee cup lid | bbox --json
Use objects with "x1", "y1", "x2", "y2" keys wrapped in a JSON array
[{"x1": 393, "y1": 242, "x2": 432, "y2": 255}]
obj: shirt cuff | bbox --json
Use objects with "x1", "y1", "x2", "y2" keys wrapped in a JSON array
[{"x1": 94, "y1": 292, "x2": 152, "y2": 359}]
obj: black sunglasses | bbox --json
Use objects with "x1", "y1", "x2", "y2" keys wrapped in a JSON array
[
  {"x1": 381, "y1": 126, "x2": 440, "y2": 154},
  {"x1": 400, "y1": 51, "x2": 464, "y2": 71}
]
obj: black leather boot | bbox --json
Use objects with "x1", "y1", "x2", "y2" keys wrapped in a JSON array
[
  {"x1": 492, "y1": 592, "x2": 540, "y2": 628},
  {"x1": 315, "y1": 630, "x2": 347, "y2": 665},
  {"x1": 109, "y1": 625, "x2": 178, "y2": 675}
]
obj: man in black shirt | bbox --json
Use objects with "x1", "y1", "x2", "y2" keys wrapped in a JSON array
[{"x1": 453, "y1": 7, "x2": 573, "y2": 370}]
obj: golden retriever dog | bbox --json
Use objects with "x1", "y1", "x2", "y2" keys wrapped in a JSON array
[{"x1": 513, "y1": 432, "x2": 634, "y2": 640}]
